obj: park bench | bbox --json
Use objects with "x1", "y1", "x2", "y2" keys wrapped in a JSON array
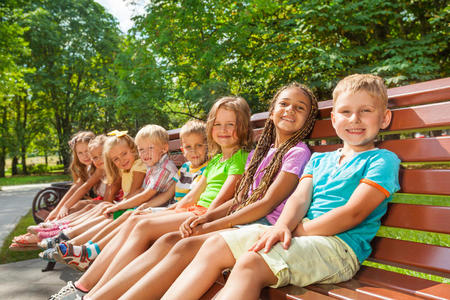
[
  {"x1": 32, "y1": 181, "x2": 72, "y2": 224},
  {"x1": 167, "y1": 77, "x2": 450, "y2": 300}
]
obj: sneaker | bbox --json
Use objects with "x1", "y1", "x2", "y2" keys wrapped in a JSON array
[
  {"x1": 54, "y1": 242, "x2": 93, "y2": 272},
  {"x1": 48, "y1": 281, "x2": 86, "y2": 300},
  {"x1": 39, "y1": 248, "x2": 57, "y2": 262}
]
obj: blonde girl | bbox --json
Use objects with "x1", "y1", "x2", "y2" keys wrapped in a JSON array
[
  {"x1": 55, "y1": 96, "x2": 253, "y2": 297},
  {"x1": 84, "y1": 83, "x2": 319, "y2": 300}
]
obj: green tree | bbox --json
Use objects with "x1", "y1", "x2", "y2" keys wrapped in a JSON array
[{"x1": 24, "y1": 0, "x2": 121, "y2": 169}]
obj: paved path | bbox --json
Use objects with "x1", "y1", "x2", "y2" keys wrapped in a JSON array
[
  {"x1": 0, "y1": 259, "x2": 81, "y2": 299},
  {"x1": 0, "y1": 183, "x2": 79, "y2": 299}
]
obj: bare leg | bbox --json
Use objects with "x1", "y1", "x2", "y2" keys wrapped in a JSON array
[
  {"x1": 74, "y1": 213, "x2": 157, "y2": 290},
  {"x1": 161, "y1": 235, "x2": 236, "y2": 300},
  {"x1": 68, "y1": 218, "x2": 112, "y2": 245},
  {"x1": 88, "y1": 211, "x2": 132, "y2": 242},
  {"x1": 88, "y1": 212, "x2": 194, "y2": 296},
  {"x1": 65, "y1": 216, "x2": 107, "y2": 238},
  {"x1": 215, "y1": 251, "x2": 277, "y2": 300}
]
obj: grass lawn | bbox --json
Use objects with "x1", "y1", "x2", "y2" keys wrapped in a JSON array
[
  {"x1": 0, "y1": 210, "x2": 41, "y2": 264},
  {"x1": 0, "y1": 174, "x2": 71, "y2": 187}
]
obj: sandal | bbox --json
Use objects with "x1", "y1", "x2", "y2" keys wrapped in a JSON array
[
  {"x1": 8, "y1": 242, "x2": 39, "y2": 251},
  {"x1": 12, "y1": 233, "x2": 40, "y2": 245},
  {"x1": 54, "y1": 242, "x2": 92, "y2": 272},
  {"x1": 38, "y1": 248, "x2": 57, "y2": 262}
]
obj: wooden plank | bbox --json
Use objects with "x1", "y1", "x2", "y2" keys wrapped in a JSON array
[
  {"x1": 400, "y1": 169, "x2": 450, "y2": 195},
  {"x1": 382, "y1": 203, "x2": 450, "y2": 234},
  {"x1": 306, "y1": 283, "x2": 379, "y2": 299},
  {"x1": 200, "y1": 281, "x2": 224, "y2": 300},
  {"x1": 378, "y1": 137, "x2": 450, "y2": 162},
  {"x1": 350, "y1": 266, "x2": 450, "y2": 300},
  {"x1": 369, "y1": 237, "x2": 450, "y2": 276},
  {"x1": 261, "y1": 285, "x2": 333, "y2": 300},
  {"x1": 312, "y1": 137, "x2": 450, "y2": 162}
]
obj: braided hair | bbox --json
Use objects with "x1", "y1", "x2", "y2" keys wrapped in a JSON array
[{"x1": 229, "y1": 83, "x2": 318, "y2": 213}]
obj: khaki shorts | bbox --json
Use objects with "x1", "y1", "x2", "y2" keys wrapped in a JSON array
[{"x1": 220, "y1": 223, "x2": 360, "y2": 288}]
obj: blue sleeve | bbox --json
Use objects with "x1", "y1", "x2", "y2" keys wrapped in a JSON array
[{"x1": 362, "y1": 150, "x2": 401, "y2": 197}]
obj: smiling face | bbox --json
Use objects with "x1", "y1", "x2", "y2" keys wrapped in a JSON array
[
  {"x1": 270, "y1": 87, "x2": 311, "y2": 146},
  {"x1": 108, "y1": 142, "x2": 136, "y2": 171},
  {"x1": 75, "y1": 142, "x2": 91, "y2": 166},
  {"x1": 137, "y1": 138, "x2": 168, "y2": 167},
  {"x1": 89, "y1": 145, "x2": 104, "y2": 169},
  {"x1": 211, "y1": 108, "x2": 239, "y2": 152},
  {"x1": 181, "y1": 133, "x2": 207, "y2": 168},
  {"x1": 331, "y1": 90, "x2": 391, "y2": 152}
]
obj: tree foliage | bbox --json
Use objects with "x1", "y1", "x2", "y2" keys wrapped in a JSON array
[{"x1": 0, "y1": 0, "x2": 448, "y2": 175}]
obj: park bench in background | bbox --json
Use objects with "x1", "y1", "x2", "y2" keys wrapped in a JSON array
[{"x1": 168, "y1": 77, "x2": 450, "y2": 300}]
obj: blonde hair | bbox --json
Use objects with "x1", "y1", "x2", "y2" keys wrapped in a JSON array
[
  {"x1": 230, "y1": 83, "x2": 318, "y2": 213},
  {"x1": 68, "y1": 131, "x2": 95, "y2": 182},
  {"x1": 88, "y1": 135, "x2": 106, "y2": 152},
  {"x1": 135, "y1": 124, "x2": 169, "y2": 146},
  {"x1": 333, "y1": 74, "x2": 388, "y2": 108},
  {"x1": 103, "y1": 133, "x2": 138, "y2": 184},
  {"x1": 180, "y1": 119, "x2": 206, "y2": 142},
  {"x1": 206, "y1": 96, "x2": 253, "y2": 157}
]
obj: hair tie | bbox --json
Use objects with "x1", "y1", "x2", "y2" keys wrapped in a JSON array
[{"x1": 107, "y1": 130, "x2": 128, "y2": 137}]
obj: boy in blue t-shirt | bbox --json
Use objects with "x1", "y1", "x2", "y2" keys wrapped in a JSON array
[{"x1": 162, "y1": 74, "x2": 401, "y2": 299}]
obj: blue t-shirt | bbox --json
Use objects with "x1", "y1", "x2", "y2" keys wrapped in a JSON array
[{"x1": 302, "y1": 148, "x2": 400, "y2": 263}]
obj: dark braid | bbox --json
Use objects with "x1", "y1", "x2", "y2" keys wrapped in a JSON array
[{"x1": 229, "y1": 83, "x2": 318, "y2": 214}]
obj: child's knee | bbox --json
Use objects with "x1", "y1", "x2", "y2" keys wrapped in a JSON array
[
  {"x1": 235, "y1": 252, "x2": 265, "y2": 271},
  {"x1": 158, "y1": 232, "x2": 182, "y2": 248}
]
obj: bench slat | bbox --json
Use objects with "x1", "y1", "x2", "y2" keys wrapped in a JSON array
[
  {"x1": 349, "y1": 266, "x2": 450, "y2": 300},
  {"x1": 305, "y1": 283, "x2": 380, "y2": 299},
  {"x1": 309, "y1": 101, "x2": 450, "y2": 139},
  {"x1": 312, "y1": 137, "x2": 450, "y2": 162},
  {"x1": 369, "y1": 237, "x2": 450, "y2": 277},
  {"x1": 261, "y1": 285, "x2": 334, "y2": 300},
  {"x1": 382, "y1": 203, "x2": 450, "y2": 234},
  {"x1": 400, "y1": 169, "x2": 450, "y2": 195}
]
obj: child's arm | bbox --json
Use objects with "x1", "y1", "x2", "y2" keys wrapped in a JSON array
[
  {"x1": 249, "y1": 177, "x2": 313, "y2": 252},
  {"x1": 104, "y1": 187, "x2": 157, "y2": 216},
  {"x1": 57, "y1": 169, "x2": 104, "y2": 217},
  {"x1": 45, "y1": 179, "x2": 84, "y2": 221},
  {"x1": 294, "y1": 182, "x2": 386, "y2": 237},
  {"x1": 137, "y1": 181, "x2": 176, "y2": 210},
  {"x1": 126, "y1": 170, "x2": 146, "y2": 198},
  {"x1": 180, "y1": 171, "x2": 300, "y2": 237},
  {"x1": 102, "y1": 178, "x2": 121, "y2": 203},
  {"x1": 207, "y1": 174, "x2": 242, "y2": 210}
]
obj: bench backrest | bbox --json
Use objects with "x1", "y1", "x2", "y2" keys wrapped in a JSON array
[{"x1": 168, "y1": 78, "x2": 450, "y2": 293}]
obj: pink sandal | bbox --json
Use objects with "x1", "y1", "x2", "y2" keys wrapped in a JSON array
[
  {"x1": 9, "y1": 242, "x2": 39, "y2": 251},
  {"x1": 13, "y1": 233, "x2": 40, "y2": 245}
]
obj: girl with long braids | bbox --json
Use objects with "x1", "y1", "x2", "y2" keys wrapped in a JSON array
[{"x1": 76, "y1": 82, "x2": 318, "y2": 300}]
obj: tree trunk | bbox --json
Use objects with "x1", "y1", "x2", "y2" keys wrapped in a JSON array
[
  {"x1": 0, "y1": 148, "x2": 5, "y2": 178},
  {"x1": 12, "y1": 156, "x2": 18, "y2": 175},
  {"x1": 21, "y1": 146, "x2": 27, "y2": 175}
]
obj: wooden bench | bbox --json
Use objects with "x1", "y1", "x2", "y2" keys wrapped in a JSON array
[{"x1": 168, "y1": 77, "x2": 450, "y2": 300}]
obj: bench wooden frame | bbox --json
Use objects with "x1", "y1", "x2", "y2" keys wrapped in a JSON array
[{"x1": 167, "y1": 77, "x2": 450, "y2": 300}]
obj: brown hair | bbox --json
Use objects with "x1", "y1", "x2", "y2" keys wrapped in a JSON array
[
  {"x1": 230, "y1": 83, "x2": 318, "y2": 213},
  {"x1": 333, "y1": 74, "x2": 388, "y2": 108},
  {"x1": 206, "y1": 96, "x2": 253, "y2": 157},
  {"x1": 103, "y1": 133, "x2": 139, "y2": 184},
  {"x1": 68, "y1": 131, "x2": 95, "y2": 182}
]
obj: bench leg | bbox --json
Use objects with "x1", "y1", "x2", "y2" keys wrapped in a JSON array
[{"x1": 41, "y1": 261, "x2": 56, "y2": 272}]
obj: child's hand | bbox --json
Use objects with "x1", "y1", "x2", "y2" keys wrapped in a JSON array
[
  {"x1": 57, "y1": 206, "x2": 70, "y2": 219},
  {"x1": 103, "y1": 205, "x2": 119, "y2": 218},
  {"x1": 248, "y1": 225, "x2": 292, "y2": 253},
  {"x1": 180, "y1": 216, "x2": 199, "y2": 237}
]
